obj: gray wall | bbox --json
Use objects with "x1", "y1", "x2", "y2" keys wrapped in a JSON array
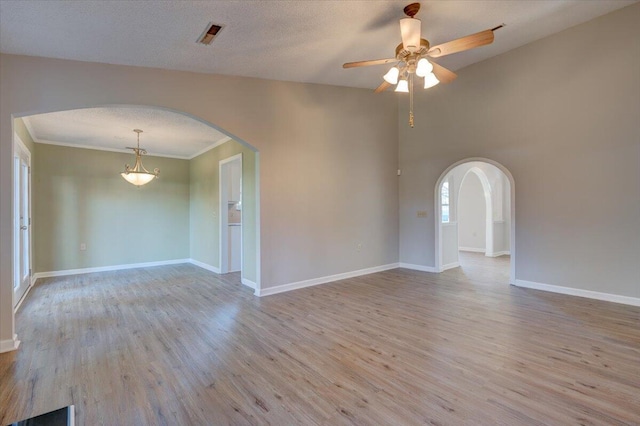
[
  {"x1": 0, "y1": 52, "x2": 399, "y2": 343},
  {"x1": 399, "y1": 4, "x2": 640, "y2": 297},
  {"x1": 190, "y1": 140, "x2": 257, "y2": 282},
  {"x1": 32, "y1": 144, "x2": 190, "y2": 272}
]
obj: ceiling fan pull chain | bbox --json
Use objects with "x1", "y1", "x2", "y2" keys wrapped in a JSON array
[{"x1": 409, "y1": 73, "x2": 414, "y2": 128}]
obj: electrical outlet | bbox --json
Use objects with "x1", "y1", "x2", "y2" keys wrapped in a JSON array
[
  {"x1": 357, "y1": 243, "x2": 362, "y2": 252},
  {"x1": 417, "y1": 211, "x2": 428, "y2": 218},
  {"x1": 80, "y1": 243, "x2": 86, "y2": 251}
]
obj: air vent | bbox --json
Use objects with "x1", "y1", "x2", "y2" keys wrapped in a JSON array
[{"x1": 197, "y1": 23, "x2": 223, "y2": 45}]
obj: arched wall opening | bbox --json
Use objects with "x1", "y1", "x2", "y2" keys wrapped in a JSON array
[
  {"x1": 10, "y1": 104, "x2": 261, "y2": 312},
  {"x1": 435, "y1": 158, "x2": 515, "y2": 284}
]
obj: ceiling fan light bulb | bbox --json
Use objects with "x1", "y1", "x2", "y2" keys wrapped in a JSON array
[
  {"x1": 383, "y1": 66, "x2": 400, "y2": 85},
  {"x1": 415, "y1": 58, "x2": 433, "y2": 77},
  {"x1": 423, "y1": 72, "x2": 440, "y2": 89},
  {"x1": 395, "y1": 79, "x2": 409, "y2": 93},
  {"x1": 400, "y1": 18, "x2": 421, "y2": 52}
]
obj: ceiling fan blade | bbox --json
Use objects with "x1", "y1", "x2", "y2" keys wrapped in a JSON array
[
  {"x1": 343, "y1": 58, "x2": 397, "y2": 69},
  {"x1": 427, "y1": 29, "x2": 494, "y2": 58},
  {"x1": 431, "y1": 61, "x2": 457, "y2": 84},
  {"x1": 374, "y1": 80, "x2": 392, "y2": 93}
]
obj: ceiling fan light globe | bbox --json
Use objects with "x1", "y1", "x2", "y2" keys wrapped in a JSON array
[
  {"x1": 423, "y1": 72, "x2": 440, "y2": 89},
  {"x1": 400, "y1": 18, "x2": 421, "y2": 52},
  {"x1": 383, "y1": 66, "x2": 400, "y2": 84},
  {"x1": 395, "y1": 79, "x2": 409, "y2": 93},
  {"x1": 415, "y1": 58, "x2": 433, "y2": 77}
]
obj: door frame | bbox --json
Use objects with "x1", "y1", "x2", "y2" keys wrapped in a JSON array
[
  {"x1": 12, "y1": 133, "x2": 33, "y2": 310},
  {"x1": 435, "y1": 157, "x2": 515, "y2": 284},
  {"x1": 219, "y1": 153, "x2": 243, "y2": 275}
]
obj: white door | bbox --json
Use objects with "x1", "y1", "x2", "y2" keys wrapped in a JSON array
[{"x1": 13, "y1": 138, "x2": 31, "y2": 308}]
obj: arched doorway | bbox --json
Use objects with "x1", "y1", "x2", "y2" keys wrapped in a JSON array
[
  {"x1": 435, "y1": 158, "x2": 515, "y2": 284},
  {"x1": 10, "y1": 104, "x2": 261, "y2": 309}
]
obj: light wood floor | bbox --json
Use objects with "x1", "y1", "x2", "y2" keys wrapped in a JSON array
[{"x1": 1, "y1": 256, "x2": 639, "y2": 425}]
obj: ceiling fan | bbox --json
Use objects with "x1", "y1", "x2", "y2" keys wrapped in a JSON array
[{"x1": 344, "y1": 3, "x2": 503, "y2": 127}]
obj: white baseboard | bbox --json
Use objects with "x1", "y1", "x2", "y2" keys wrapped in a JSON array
[
  {"x1": 188, "y1": 259, "x2": 221, "y2": 274},
  {"x1": 33, "y1": 259, "x2": 191, "y2": 281},
  {"x1": 398, "y1": 263, "x2": 438, "y2": 273},
  {"x1": 459, "y1": 247, "x2": 485, "y2": 253},
  {"x1": 14, "y1": 279, "x2": 36, "y2": 313},
  {"x1": 256, "y1": 263, "x2": 400, "y2": 297},
  {"x1": 0, "y1": 334, "x2": 20, "y2": 353},
  {"x1": 241, "y1": 278, "x2": 257, "y2": 290},
  {"x1": 514, "y1": 279, "x2": 640, "y2": 307},
  {"x1": 487, "y1": 251, "x2": 510, "y2": 257},
  {"x1": 441, "y1": 262, "x2": 460, "y2": 271}
]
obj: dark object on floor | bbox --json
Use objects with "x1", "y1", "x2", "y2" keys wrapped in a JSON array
[{"x1": 7, "y1": 406, "x2": 74, "y2": 426}]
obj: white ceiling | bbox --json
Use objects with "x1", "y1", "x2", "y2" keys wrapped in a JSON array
[
  {"x1": 23, "y1": 107, "x2": 230, "y2": 159},
  {"x1": 0, "y1": 1, "x2": 636, "y2": 90}
]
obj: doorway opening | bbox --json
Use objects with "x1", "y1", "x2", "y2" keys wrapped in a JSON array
[
  {"x1": 13, "y1": 133, "x2": 32, "y2": 309},
  {"x1": 435, "y1": 159, "x2": 514, "y2": 284},
  {"x1": 219, "y1": 153, "x2": 243, "y2": 275}
]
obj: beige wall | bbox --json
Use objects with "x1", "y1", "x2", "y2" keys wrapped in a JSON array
[
  {"x1": 190, "y1": 140, "x2": 257, "y2": 282},
  {"x1": 0, "y1": 53, "x2": 399, "y2": 343},
  {"x1": 399, "y1": 4, "x2": 640, "y2": 297},
  {"x1": 14, "y1": 118, "x2": 36, "y2": 154},
  {"x1": 32, "y1": 144, "x2": 190, "y2": 272}
]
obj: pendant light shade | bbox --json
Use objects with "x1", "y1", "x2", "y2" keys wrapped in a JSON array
[
  {"x1": 121, "y1": 129, "x2": 159, "y2": 186},
  {"x1": 395, "y1": 78, "x2": 409, "y2": 93},
  {"x1": 383, "y1": 66, "x2": 400, "y2": 85},
  {"x1": 423, "y1": 72, "x2": 440, "y2": 89},
  {"x1": 415, "y1": 58, "x2": 433, "y2": 77}
]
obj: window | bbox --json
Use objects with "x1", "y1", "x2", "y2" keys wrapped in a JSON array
[{"x1": 441, "y1": 181, "x2": 450, "y2": 223}]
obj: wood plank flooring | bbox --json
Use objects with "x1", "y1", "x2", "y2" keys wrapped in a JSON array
[{"x1": 1, "y1": 256, "x2": 639, "y2": 425}]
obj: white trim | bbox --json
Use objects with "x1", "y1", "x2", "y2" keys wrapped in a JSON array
[
  {"x1": 188, "y1": 259, "x2": 221, "y2": 274},
  {"x1": 14, "y1": 278, "x2": 36, "y2": 313},
  {"x1": 219, "y1": 153, "x2": 243, "y2": 275},
  {"x1": 441, "y1": 262, "x2": 460, "y2": 271},
  {"x1": 188, "y1": 136, "x2": 232, "y2": 159},
  {"x1": 241, "y1": 278, "x2": 257, "y2": 290},
  {"x1": 0, "y1": 334, "x2": 20, "y2": 353},
  {"x1": 32, "y1": 259, "x2": 190, "y2": 280},
  {"x1": 434, "y1": 158, "x2": 516, "y2": 284},
  {"x1": 459, "y1": 247, "x2": 485, "y2": 253},
  {"x1": 487, "y1": 251, "x2": 510, "y2": 257},
  {"x1": 33, "y1": 138, "x2": 192, "y2": 160},
  {"x1": 514, "y1": 279, "x2": 640, "y2": 307},
  {"x1": 256, "y1": 263, "x2": 400, "y2": 297},
  {"x1": 398, "y1": 263, "x2": 438, "y2": 273},
  {"x1": 12, "y1": 132, "x2": 33, "y2": 310}
]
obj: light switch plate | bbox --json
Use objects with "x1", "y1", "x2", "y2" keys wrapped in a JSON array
[{"x1": 417, "y1": 211, "x2": 428, "y2": 218}]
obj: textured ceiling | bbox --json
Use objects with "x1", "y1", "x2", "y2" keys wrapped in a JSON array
[
  {"x1": 0, "y1": 1, "x2": 636, "y2": 90},
  {"x1": 23, "y1": 107, "x2": 230, "y2": 159}
]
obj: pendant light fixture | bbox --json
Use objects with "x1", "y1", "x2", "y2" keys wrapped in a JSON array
[{"x1": 120, "y1": 129, "x2": 159, "y2": 186}]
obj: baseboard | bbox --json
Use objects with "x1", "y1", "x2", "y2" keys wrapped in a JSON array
[
  {"x1": 459, "y1": 247, "x2": 485, "y2": 253},
  {"x1": 398, "y1": 263, "x2": 438, "y2": 273},
  {"x1": 514, "y1": 279, "x2": 640, "y2": 307},
  {"x1": 188, "y1": 259, "x2": 221, "y2": 274},
  {"x1": 14, "y1": 279, "x2": 36, "y2": 313},
  {"x1": 441, "y1": 262, "x2": 460, "y2": 271},
  {"x1": 0, "y1": 334, "x2": 20, "y2": 353},
  {"x1": 33, "y1": 259, "x2": 191, "y2": 281},
  {"x1": 257, "y1": 263, "x2": 400, "y2": 297},
  {"x1": 241, "y1": 278, "x2": 257, "y2": 290},
  {"x1": 487, "y1": 251, "x2": 510, "y2": 257}
]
